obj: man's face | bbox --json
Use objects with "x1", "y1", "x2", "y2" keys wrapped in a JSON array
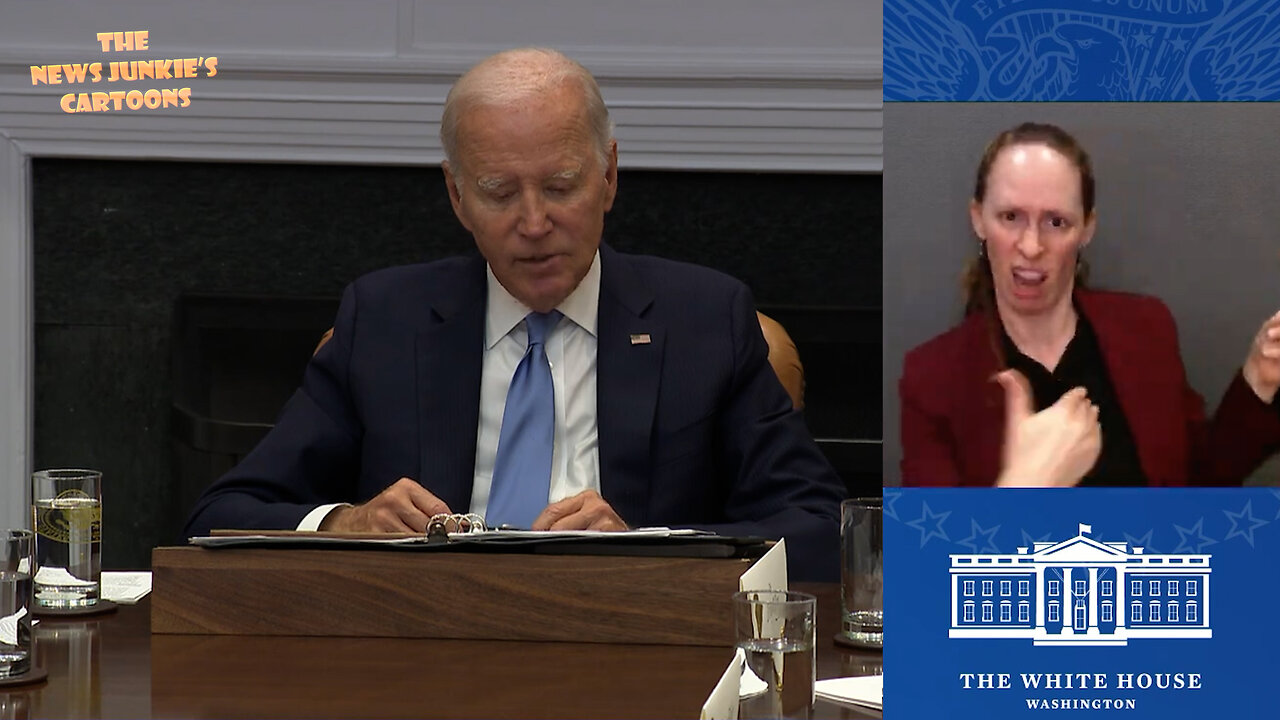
[{"x1": 445, "y1": 82, "x2": 617, "y2": 313}]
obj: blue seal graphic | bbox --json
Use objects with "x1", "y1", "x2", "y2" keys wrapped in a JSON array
[{"x1": 885, "y1": 0, "x2": 1280, "y2": 100}]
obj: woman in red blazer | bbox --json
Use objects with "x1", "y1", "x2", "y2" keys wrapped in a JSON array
[{"x1": 900, "y1": 123, "x2": 1280, "y2": 487}]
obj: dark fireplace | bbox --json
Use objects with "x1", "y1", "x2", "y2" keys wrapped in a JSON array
[{"x1": 34, "y1": 158, "x2": 881, "y2": 569}]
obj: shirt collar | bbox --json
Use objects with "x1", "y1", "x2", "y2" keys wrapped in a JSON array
[{"x1": 484, "y1": 249, "x2": 601, "y2": 349}]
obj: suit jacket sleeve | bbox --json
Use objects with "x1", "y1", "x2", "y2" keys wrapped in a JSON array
[
  {"x1": 676, "y1": 282, "x2": 845, "y2": 582},
  {"x1": 184, "y1": 283, "x2": 364, "y2": 537},
  {"x1": 1125, "y1": 297, "x2": 1280, "y2": 485},
  {"x1": 899, "y1": 348, "x2": 966, "y2": 486},
  {"x1": 1187, "y1": 369, "x2": 1280, "y2": 485}
]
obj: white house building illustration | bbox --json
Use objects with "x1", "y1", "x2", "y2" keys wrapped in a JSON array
[{"x1": 949, "y1": 524, "x2": 1211, "y2": 646}]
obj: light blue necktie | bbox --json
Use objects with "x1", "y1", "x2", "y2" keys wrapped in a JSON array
[{"x1": 487, "y1": 310, "x2": 561, "y2": 528}]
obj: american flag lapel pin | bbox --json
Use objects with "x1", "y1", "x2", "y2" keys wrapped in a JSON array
[{"x1": 630, "y1": 333, "x2": 651, "y2": 345}]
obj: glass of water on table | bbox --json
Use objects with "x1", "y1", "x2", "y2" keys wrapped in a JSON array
[
  {"x1": 0, "y1": 529, "x2": 34, "y2": 679},
  {"x1": 733, "y1": 589, "x2": 816, "y2": 719},
  {"x1": 32, "y1": 469, "x2": 102, "y2": 610}
]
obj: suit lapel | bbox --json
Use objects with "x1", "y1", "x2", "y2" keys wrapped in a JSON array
[
  {"x1": 596, "y1": 246, "x2": 661, "y2": 524},
  {"x1": 960, "y1": 311, "x2": 1007, "y2": 483},
  {"x1": 416, "y1": 259, "x2": 486, "y2": 513},
  {"x1": 1077, "y1": 290, "x2": 1167, "y2": 484}
]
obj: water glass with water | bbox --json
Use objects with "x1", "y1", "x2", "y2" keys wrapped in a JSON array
[
  {"x1": 841, "y1": 497, "x2": 883, "y2": 647},
  {"x1": 0, "y1": 529, "x2": 34, "y2": 678},
  {"x1": 733, "y1": 589, "x2": 816, "y2": 719},
  {"x1": 32, "y1": 469, "x2": 102, "y2": 609}
]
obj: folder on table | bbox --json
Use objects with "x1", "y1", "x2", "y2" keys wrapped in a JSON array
[{"x1": 192, "y1": 519, "x2": 770, "y2": 560}]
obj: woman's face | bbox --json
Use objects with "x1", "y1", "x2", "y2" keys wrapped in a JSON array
[{"x1": 970, "y1": 143, "x2": 1096, "y2": 319}]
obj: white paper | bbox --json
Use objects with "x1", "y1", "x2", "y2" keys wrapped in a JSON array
[
  {"x1": 738, "y1": 539, "x2": 790, "y2": 697},
  {"x1": 815, "y1": 675, "x2": 883, "y2": 710},
  {"x1": 192, "y1": 534, "x2": 424, "y2": 547},
  {"x1": 738, "y1": 650, "x2": 770, "y2": 698},
  {"x1": 738, "y1": 537, "x2": 788, "y2": 592},
  {"x1": 0, "y1": 607, "x2": 27, "y2": 646},
  {"x1": 738, "y1": 538, "x2": 789, "y2": 637},
  {"x1": 701, "y1": 647, "x2": 744, "y2": 720},
  {"x1": 447, "y1": 527, "x2": 707, "y2": 541},
  {"x1": 33, "y1": 566, "x2": 95, "y2": 587},
  {"x1": 101, "y1": 571, "x2": 152, "y2": 604},
  {"x1": 189, "y1": 526, "x2": 710, "y2": 548}
]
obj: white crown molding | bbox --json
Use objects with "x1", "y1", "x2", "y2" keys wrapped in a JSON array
[
  {"x1": 0, "y1": 40, "x2": 881, "y2": 172},
  {"x1": 1, "y1": 45, "x2": 882, "y2": 83}
]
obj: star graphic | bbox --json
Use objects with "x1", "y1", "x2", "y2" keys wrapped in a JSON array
[
  {"x1": 1147, "y1": 72, "x2": 1165, "y2": 91},
  {"x1": 1020, "y1": 529, "x2": 1052, "y2": 550},
  {"x1": 956, "y1": 519, "x2": 1002, "y2": 553},
  {"x1": 1123, "y1": 529, "x2": 1156, "y2": 554},
  {"x1": 1132, "y1": 29, "x2": 1154, "y2": 49},
  {"x1": 883, "y1": 489, "x2": 902, "y2": 522},
  {"x1": 1170, "y1": 36, "x2": 1188, "y2": 53},
  {"x1": 1173, "y1": 518, "x2": 1218, "y2": 553},
  {"x1": 1269, "y1": 488, "x2": 1280, "y2": 519},
  {"x1": 905, "y1": 501, "x2": 951, "y2": 548},
  {"x1": 1224, "y1": 500, "x2": 1269, "y2": 548}
]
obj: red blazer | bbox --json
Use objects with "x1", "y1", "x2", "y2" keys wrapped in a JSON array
[{"x1": 899, "y1": 289, "x2": 1280, "y2": 486}]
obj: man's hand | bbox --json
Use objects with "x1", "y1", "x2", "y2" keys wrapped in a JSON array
[
  {"x1": 1242, "y1": 310, "x2": 1280, "y2": 404},
  {"x1": 319, "y1": 477, "x2": 451, "y2": 532},
  {"x1": 994, "y1": 369, "x2": 1101, "y2": 488},
  {"x1": 531, "y1": 490, "x2": 628, "y2": 531}
]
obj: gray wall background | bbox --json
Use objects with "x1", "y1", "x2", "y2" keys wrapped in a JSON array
[{"x1": 883, "y1": 102, "x2": 1280, "y2": 486}]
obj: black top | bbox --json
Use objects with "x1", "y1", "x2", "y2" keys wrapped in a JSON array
[{"x1": 1000, "y1": 313, "x2": 1148, "y2": 486}]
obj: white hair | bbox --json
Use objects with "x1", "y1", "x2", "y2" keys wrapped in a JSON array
[{"x1": 440, "y1": 47, "x2": 614, "y2": 180}]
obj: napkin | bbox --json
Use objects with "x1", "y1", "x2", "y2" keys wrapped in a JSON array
[
  {"x1": 701, "y1": 647, "x2": 745, "y2": 719},
  {"x1": 0, "y1": 607, "x2": 26, "y2": 646},
  {"x1": 815, "y1": 675, "x2": 883, "y2": 711}
]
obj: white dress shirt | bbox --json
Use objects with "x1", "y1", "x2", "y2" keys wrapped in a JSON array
[
  {"x1": 298, "y1": 250, "x2": 603, "y2": 530},
  {"x1": 469, "y1": 250, "x2": 602, "y2": 520}
]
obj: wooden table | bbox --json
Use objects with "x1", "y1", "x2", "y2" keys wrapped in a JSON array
[{"x1": 2, "y1": 584, "x2": 881, "y2": 719}]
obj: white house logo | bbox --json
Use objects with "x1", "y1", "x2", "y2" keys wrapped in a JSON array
[{"x1": 949, "y1": 523, "x2": 1211, "y2": 646}]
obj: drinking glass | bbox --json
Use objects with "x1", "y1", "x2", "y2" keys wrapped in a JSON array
[
  {"x1": 32, "y1": 469, "x2": 102, "y2": 609},
  {"x1": 733, "y1": 589, "x2": 816, "y2": 719},
  {"x1": 841, "y1": 497, "x2": 883, "y2": 647}
]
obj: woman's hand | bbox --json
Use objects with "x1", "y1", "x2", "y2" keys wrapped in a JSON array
[
  {"x1": 994, "y1": 369, "x2": 1101, "y2": 487},
  {"x1": 1242, "y1": 310, "x2": 1280, "y2": 404}
]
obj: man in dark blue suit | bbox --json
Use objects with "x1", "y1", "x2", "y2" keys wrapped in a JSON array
[{"x1": 185, "y1": 48, "x2": 844, "y2": 580}]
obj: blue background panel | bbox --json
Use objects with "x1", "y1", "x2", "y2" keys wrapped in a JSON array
[
  {"x1": 885, "y1": 0, "x2": 1280, "y2": 101},
  {"x1": 884, "y1": 489, "x2": 1277, "y2": 718}
]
